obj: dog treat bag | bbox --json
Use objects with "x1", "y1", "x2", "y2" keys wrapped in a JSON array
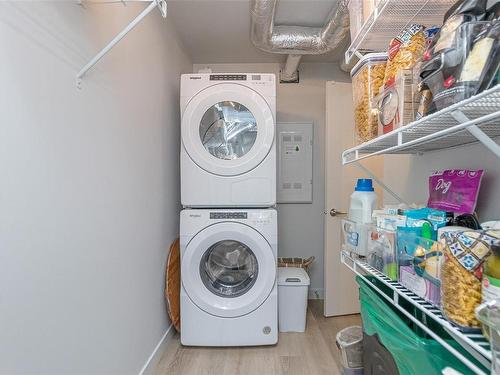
[{"x1": 427, "y1": 169, "x2": 484, "y2": 214}]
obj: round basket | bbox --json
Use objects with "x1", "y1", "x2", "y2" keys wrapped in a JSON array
[
  {"x1": 277, "y1": 256, "x2": 315, "y2": 272},
  {"x1": 165, "y1": 238, "x2": 180, "y2": 332}
]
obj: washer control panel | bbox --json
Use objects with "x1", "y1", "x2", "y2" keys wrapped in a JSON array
[
  {"x1": 210, "y1": 74, "x2": 247, "y2": 81},
  {"x1": 210, "y1": 212, "x2": 248, "y2": 220}
]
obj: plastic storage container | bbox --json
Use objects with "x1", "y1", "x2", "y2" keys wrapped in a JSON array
[
  {"x1": 367, "y1": 226, "x2": 397, "y2": 280},
  {"x1": 348, "y1": 0, "x2": 364, "y2": 41},
  {"x1": 350, "y1": 53, "x2": 387, "y2": 144},
  {"x1": 342, "y1": 219, "x2": 371, "y2": 257},
  {"x1": 336, "y1": 326, "x2": 364, "y2": 375},
  {"x1": 420, "y1": 21, "x2": 499, "y2": 113},
  {"x1": 397, "y1": 231, "x2": 443, "y2": 306},
  {"x1": 348, "y1": 0, "x2": 380, "y2": 40},
  {"x1": 375, "y1": 68, "x2": 421, "y2": 135},
  {"x1": 278, "y1": 267, "x2": 310, "y2": 332}
]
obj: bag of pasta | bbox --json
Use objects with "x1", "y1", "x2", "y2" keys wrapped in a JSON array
[
  {"x1": 383, "y1": 24, "x2": 427, "y2": 87},
  {"x1": 441, "y1": 229, "x2": 500, "y2": 330}
]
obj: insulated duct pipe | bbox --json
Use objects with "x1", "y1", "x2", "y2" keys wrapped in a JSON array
[
  {"x1": 282, "y1": 54, "x2": 302, "y2": 82},
  {"x1": 250, "y1": 0, "x2": 350, "y2": 81}
]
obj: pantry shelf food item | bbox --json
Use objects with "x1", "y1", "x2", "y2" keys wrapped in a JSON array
[
  {"x1": 367, "y1": 226, "x2": 397, "y2": 280},
  {"x1": 427, "y1": 169, "x2": 484, "y2": 214},
  {"x1": 397, "y1": 231, "x2": 443, "y2": 306},
  {"x1": 375, "y1": 69, "x2": 421, "y2": 134},
  {"x1": 383, "y1": 24, "x2": 427, "y2": 87},
  {"x1": 419, "y1": 0, "x2": 495, "y2": 112},
  {"x1": 350, "y1": 53, "x2": 387, "y2": 143},
  {"x1": 441, "y1": 229, "x2": 500, "y2": 330}
]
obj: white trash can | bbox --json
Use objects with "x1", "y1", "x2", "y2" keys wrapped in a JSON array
[{"x1": 278, "y1": 267, "x2": 310, "y2": 332}]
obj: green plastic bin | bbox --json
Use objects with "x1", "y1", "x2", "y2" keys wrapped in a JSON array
[{"x1": 357, "y1": 276, "x2": 475, "y2": 375}]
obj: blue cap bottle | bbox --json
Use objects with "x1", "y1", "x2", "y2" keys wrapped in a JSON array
[{"x1": 355, "y1": 179, "x2": 374, "y2": 192}]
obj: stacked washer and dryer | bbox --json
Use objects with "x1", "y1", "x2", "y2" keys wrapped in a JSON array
[{"x1": 179, "y1": 73, "x2": 278, "y2": 346}]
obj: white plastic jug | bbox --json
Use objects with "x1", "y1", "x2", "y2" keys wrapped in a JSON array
[
  {"x1": 348, "y1": 179, "x2": 377, "y2": 256},
  {"x1": 349, "y1": 179, "x2": 377, "y2": 224}
]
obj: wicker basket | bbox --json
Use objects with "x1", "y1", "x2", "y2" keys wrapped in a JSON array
[{"x1": 277, "y1": 256, "x2": 315, "y2": 272}]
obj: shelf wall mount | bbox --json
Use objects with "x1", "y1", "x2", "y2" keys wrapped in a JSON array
[{"x1": 76, "y1": 0, "x2": 167, "y2": 88}]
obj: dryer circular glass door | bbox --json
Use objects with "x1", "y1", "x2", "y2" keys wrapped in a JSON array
[
  {"x1": 182, "y1": 222, "x2": 276, "y2": 318},
  {"x1": 182, "y1": 84, "x2": 274, "y2": 177}
]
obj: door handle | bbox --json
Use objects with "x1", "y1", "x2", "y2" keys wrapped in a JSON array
[{"x1": 329, "y1": 208, "x2": 347, "y2": 217}]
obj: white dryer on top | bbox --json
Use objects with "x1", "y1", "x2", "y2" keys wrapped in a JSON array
[{"x1": 180, "y1": 73, "x2": 276, "y2": 207}]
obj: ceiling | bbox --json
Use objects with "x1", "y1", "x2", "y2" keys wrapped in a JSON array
[{"x1": 167, "y1": 0, "x2": 347, "y2": 64}]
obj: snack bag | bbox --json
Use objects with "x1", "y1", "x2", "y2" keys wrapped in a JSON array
[
  {"x1": 441, "y1": 229, "x2": 500, "y2": 329},
  {"x1": 427, "y1": 169, "x2": 484, "y2": 214},
  {"x1": 383, "y1": 24, "x2": 427, "y2": 87}
]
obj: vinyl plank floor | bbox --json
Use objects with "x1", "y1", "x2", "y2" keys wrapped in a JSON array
[{"x1": 156, "y1": 300, "x2": 361, "y2": 375}]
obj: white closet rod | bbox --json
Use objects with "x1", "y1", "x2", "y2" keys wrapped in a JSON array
[{"x1": 76, "y1": 0, "x2": 166, "y2": 88}]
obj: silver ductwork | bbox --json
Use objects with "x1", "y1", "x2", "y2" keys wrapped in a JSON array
[{"x1": 250, "y1": 0, "x2": 350, "y2": 82}]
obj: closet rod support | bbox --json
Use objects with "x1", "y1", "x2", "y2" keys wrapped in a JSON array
[
  {"x1": 451, "y1": 110, "x2": 500, "y2": 159},
  {"x1": 76, "y1": 0, "x2": 167, "y2": 88},
  {"x1": 353, "y1": 161, "x2": 408, "y2": 205}
]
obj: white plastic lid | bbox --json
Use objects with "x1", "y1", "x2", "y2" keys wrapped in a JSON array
[
  {"x1": 277, "y1": 267, "x2": 310, "y2": 286},
  {"x1": 350, "y1": 52, "x2": 388, "y2": 78}
]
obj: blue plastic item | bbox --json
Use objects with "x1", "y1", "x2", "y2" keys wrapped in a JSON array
[{"x1": 355, "y1": 179, "x2": 374, "y2": 192}]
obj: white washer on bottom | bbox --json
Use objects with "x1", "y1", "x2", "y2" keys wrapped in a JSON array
[{"x1": 180, "y1": 208, "x2": 277, "y2": 346}]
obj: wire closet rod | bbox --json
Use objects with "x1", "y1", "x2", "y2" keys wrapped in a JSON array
[{"x1": 76, "y1": 0, "x2": 167, "y2": 88}]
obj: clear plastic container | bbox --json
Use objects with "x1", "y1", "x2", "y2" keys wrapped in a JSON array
[
  {"x1": 350, "y1": 52, "x2": 387, "y2": 144},
  {"x1": 397, "y1": 230, "x2": 443, "y2": 306},
  {"x1": 420, "y1": 21, "x2": 499, "y2": 112},
  {"x1": 374, "y1": 68, "x2": 420, "y2": 135},
  {"x1": 348, "y1": 0, "x2": 380, "y2": 40},
  {"x1": 348, "y1": 0, "x2": 364, "y2": 41},
  {"x1": 367, "y1": 226, "x2": 397, "y2": 280},
  {"x1": 342, "y1": 219, "x2": 371, "y2": 257}
]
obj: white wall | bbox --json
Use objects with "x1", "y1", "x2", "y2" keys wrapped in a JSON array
[
  {"x1": 0, "y1": 2, "x2": 191, "y2": 374},
  {"x1": 383, "y1": 143, "x2": 500, "y2": 221},
  {"x1": 193, "y1": 63, "x2": 351, "y2": 296}
]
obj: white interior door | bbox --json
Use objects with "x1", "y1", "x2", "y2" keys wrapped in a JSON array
[{"x1": 324, "y1": 81, "x2": 384, "y2": 317}]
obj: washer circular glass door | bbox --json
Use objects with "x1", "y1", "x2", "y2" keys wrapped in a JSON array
[
  {"x1": 182, "y1": 83, "x2": 274, "y2": 177},
  {"x1": 182, "y1": 222, "x2": 276, "y2": 318},
  {"x1": 200, "y1": 239, "x2": 258, "y2": 298}
]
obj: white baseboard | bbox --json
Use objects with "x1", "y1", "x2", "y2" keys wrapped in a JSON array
[
  {"x1": 308, "y1": 288, "x2": 324, "y2": 299},
  {"x1": 138, "y1": 323, "x2": 176, "y2": 375}
]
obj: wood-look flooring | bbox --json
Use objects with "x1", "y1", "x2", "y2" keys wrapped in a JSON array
[{"x1": 156, "y1": 300, "x2": 361, "y2": 375}]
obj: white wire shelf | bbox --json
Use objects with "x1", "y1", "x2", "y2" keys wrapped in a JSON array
[
  {"x1": 342, "y1": 85, "x2": 500, "y2": 165},
  {"x1": 341, "y1": 249, "x2": 491, "y2": 375},
  {"x1": 345, "y1": 0, "x2": 455, "y2": 63}
]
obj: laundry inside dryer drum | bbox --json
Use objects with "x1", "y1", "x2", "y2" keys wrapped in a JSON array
[
  {"x1": 200, "y1": 240, "x2": 259, "y2": 298},
  {"x1": 199, "y1": 101, "x2": 257, "y2": 160}
]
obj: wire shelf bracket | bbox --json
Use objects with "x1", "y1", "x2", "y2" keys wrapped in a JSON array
[
  {"x1": 451, "y1": 110, "x2": 500, "y2": 158},
  {"x1": 76, "y1": 0, "x2": 167, "y2": 88}
]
